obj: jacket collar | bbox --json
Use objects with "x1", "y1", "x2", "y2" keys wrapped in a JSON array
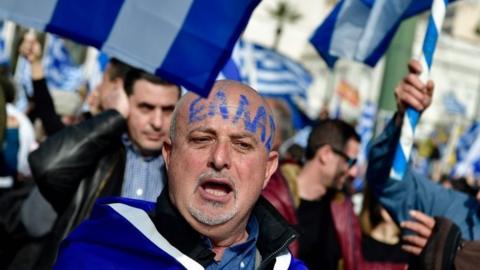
[{"x1": 150, "y1": 189, "x2": 299, "y2": 268}]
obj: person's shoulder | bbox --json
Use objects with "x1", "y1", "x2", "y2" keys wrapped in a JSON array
[
  {"x1": 68, "y1": 197, "x2": 157, "y2": 240},
  {"x1": 55, "y1": 197, "x2": 204, "y2": 269},
  {"x1": 94, "y1": 196, "x2": 157, "y2": 214}
]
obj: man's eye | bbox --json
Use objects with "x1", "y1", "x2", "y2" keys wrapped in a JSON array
[
  {"x1": 236, "y1": 141, "x2": 253, "y2": 150},
  {"x1": 138, "y1": 104, "x2": 154, "y2": 112},
  {"x1": 191, "y1": 137, "x2": 210, "y2": 143}
]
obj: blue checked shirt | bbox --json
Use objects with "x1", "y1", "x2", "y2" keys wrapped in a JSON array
[
  {"x1": 205, "y1": 216, "x2": 259, "y2": 270},
  {"x1": 121, "y1": 135, "x2": 165, "y2": 202}
]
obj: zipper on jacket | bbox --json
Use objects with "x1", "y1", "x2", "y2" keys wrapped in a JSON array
[{"x1": 257, "y1": 233, "x2": 296, "y2": 270}]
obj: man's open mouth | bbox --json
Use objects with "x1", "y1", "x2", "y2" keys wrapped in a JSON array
[{"x1": 199, "y1": 178, "x2": 234, "y2": 202}]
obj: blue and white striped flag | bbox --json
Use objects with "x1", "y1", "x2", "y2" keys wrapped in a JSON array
[
  {"x1": 451, "y1": 122, "x2": 480, "y2": 177},
  {"x1": 310, "y1": 0, "x2": 454, "y2": 68},
  {"x1": 43, "y1": 34, "x2": 85, "y2": 92},
  {"x1": 14, "y1": 56, "x2": 33, "y2": 111},
  {"x1": 0, "y1": 0, "x2": 260, "y2": 97},
  {"x1": 87, "y1": 51, "x2": 109, "y2": 92},
  {"x1": 0, "y1": 21, "x2": 9, "y2": 65},
  {"x1": 352, "y1": 100, "x2": 377, "y2": 191},
  {"x1": 14, "y1": 34, "x2": 84, "y2": 111},
  {"x1": 356, "y1": 100, "x2": 377, "y2": 165},
  {"x1": 442, "y1": 91, "x2": 466, "y2": 116},
  {"x1": 221, "y1": 40, "x2": 313, "y2": 129},
  {"x1": 452, "y1": 132, "x2": 480, "y2": 179}
]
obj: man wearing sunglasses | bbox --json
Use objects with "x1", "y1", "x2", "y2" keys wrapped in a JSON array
[{"x1": 296, "y1": 119, "x2": 360, "y2": 270}]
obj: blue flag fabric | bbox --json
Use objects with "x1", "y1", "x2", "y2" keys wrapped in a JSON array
[
  {"x1": 442, "y1": 91, "x2": 466, "y2": 116},
  {"x1": 13, "y1": 56, "x2": 33, "y2": 111},
  {"x1": 0, "y1": 0, "x2": 260, "y2": 97},
  {"x1": 87, "y1": 51, "x2": 109, "y2": 92},
  {"x1": 54, "y1": 197, "x2": 303, "y2": 270},
  {"x1": 352, "y1": 100, "x2": 377, "y2": 191},
  {"x1": 452, "y1": 122, "x2": 480, "y2": 178},
  {"x1": 14, "y1": 34, "x2": 84, "y2": 111},
  {"x1": 43, "y1": 34, "x2": 85, "y2": 92},
  {"x1": 356, "y1": 100, "x2": 377, "y2": 165},
  {"x1": 221, "y1": 40, "x2": 313, "y2": 130},
  {"x1": 0, "y1": 21, "x2": 8, "y2": 65},
  {"x1": 310, "y1": 0, "x2": 452, "y2": 68}
]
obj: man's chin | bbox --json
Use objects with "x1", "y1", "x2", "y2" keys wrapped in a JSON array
[
  {"x1": 137, "y1": 142, "x2": 163, "y2": 155},
  {"x1": 188, "y1": 204, "x2": 237, "y2": 226}
]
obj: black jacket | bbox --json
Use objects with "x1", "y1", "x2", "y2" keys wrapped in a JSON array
[
  {"x1": 151, "y1": 191, "x2": 300, "y2": 269},
  {"x1": 28, "y1": 110, "x2": 129, "y2": 268}
]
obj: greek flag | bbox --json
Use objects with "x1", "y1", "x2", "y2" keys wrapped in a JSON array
[
  {"x1": 232, "y1": 40, "x2": 311, "y2": 98},
  {"x1": 87, "y1": 51, "x2": 109, "y2": 92},
  {"x1": 451, "y1": 122, "x2": 480, "y2": 178},
  {"x1": 356, "y1": 100, "x2": 377, "y2": 165},
  {"x1": 310, "y1": 0, "x2": 453, "y2": 68},
  {"x1": 351, "y1": 100, "x2": 377, "y2": 191},
  {"x1": 442, "y1": 91, "x2": 466, "y2": 116},
  {"x1": 13, "y1": 34, "x2": 84, "y2": 111},
  {"x1": 0, "y1": 21, "x2": 8, "y2": 65},
  {"x1": 43, "y1": 34, "x2": 85, "y2": 92},
  {"x1": 221, "y1": 40, "x2": 312, "y2": 129},
  {"x1": 13, "y1": 56, "x2": 33, "y2": 111},
  {"x1": 0, "y1": 0, "x2": 260, "y2": 97}
]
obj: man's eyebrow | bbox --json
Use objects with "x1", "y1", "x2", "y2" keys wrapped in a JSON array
[
  {"x1": 138, "y1": 101, "x2": 155, "y2": 108},
  {"x1": 187, "y1": 127, "x2": 216, "y2": 135},
  {"x1": 230, "y1": 132, "x2": 259, "y2": 144}
]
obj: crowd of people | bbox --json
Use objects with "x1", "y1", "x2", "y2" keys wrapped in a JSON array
[{"x1": 0, "y1": 33, "x2": 479, "y2": 270}]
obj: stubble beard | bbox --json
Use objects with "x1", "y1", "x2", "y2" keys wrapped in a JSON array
[{"x1": 188, "y1": 199, "x2": 238, "y2": 226}]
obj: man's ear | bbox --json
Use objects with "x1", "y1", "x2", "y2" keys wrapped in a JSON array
[
  {"x1": 114, "y1": 77, "x2": 124, "y2": 87},
  {"x1": 316, "y1": 145, "x2": 331, "y2": 165},
  {"x1": 162, "y1": 138, "x2": 172, "y2": 170},
  {"x1": 262, "y1": 151, "x2": 279, "y2": 189}
]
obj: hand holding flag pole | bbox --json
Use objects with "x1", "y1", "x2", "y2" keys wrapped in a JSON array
[{"x1": 389, "y1": 0, "x2": 449, "y2": 181}]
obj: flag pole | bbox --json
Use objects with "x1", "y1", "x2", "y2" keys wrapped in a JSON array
[{"x1": 389, "y1": 0, "x2": 449, "y2": 181}]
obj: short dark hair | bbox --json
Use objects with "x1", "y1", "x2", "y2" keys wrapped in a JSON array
[
  {"x1": 123, "y1": 68, "x2": 181, "y2": 98},
  {"x1": 305, "y1": 119, "x2": 360, "y2": 160},
  {"x1": 107, "y1": 58, "x2": 132, "y2": 81}
]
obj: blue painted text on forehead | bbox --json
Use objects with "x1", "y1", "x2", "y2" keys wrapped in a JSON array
[{"x1": 188, "y1": 90, "x2": 276, "y2": 151}]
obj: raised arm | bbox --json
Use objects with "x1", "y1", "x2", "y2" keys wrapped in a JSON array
[
  {"x1": 366, "y1": 60, "x2": 480, "y2": 240},
  {"x1": 28, "y1": 110, "x2": 126, "y2": 213},
  {"x1": 19, "y1": 32, "x2": 64, "y2": 135}
]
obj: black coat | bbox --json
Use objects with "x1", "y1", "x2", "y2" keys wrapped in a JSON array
[{"x1": 28, "y1": 110, "x2": 129, "y2": 268}]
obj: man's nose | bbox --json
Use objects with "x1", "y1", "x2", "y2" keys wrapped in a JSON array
[
  {"x1": 347, "y1": 163, "x2": 359, "y2": 179},
  {"x1": 208, "y1": 141, "x2": 231, "y2": 171},
  {"x1": 151, "y1": 109, "x2": 163, "y2": 130}
]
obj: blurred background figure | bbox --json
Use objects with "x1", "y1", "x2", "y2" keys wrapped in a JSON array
[{"x1": 0, "y1": 72, "x2": 37, "y2": 269}]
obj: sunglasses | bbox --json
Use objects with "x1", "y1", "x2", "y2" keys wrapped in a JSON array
[{"x1": 330, "y1": 147, "x2": 357, "y2": 168}]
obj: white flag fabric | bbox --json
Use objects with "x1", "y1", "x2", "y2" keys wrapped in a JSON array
[
  {"x1": 232, "y1": 40, "x2": 312, "y2": 98},
  {"x1": 0, "y1": 0, "x2": 260, "y2": 96},
  {"x1": 13, "y1": 56, "x2": 33, "y2": 112},
  {"x1": 0, "y1": 21, "x2": 9, "y2": 65},
  {"x1": 220, "y1": 40, "x2": 313, "y2": 129},
  {"x1": 356, "y1": 100, "x2": 377, "y2": 165},
  {"x1": 442, "y1": 91, "x2": 466, "y2": 116},
  {"x1": 43, "y1": 34, "x2": 85, "y2": 92},
  {"x1": 310, "y1": 0, "x2": 451, "y2": 67},
  {"x1": 452, "y1": 122, "x2": 480, "y2": 178}
]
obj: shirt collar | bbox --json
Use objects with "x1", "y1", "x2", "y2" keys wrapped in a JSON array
[{"x1": 150, "y1": 190, "x2": 298, "y2": 268}]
